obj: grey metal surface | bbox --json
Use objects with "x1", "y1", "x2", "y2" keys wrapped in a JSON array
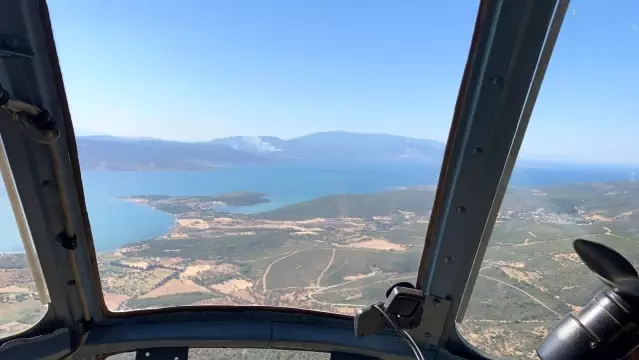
[
  {"x1": 80, "y1": 318, "x2": 416, "y2": 359},
  {"x1": 412, "y1": 0, "x2": 566, "y2": 351},
  {"x1": 0, "y1": 0, "x2": 111, "y2": 351},
  {"x1": 0, "y1": 328, "x2": 70, "y2": 360},
  {"x1": 74, "y1": 309, "x2": 470, "y2": 360},
  {"x1": 0, "y1": 34, "x2": 35, "y2": 58},
  {"x1": 410, "y1": 295, "x2": 450, "y2": 346},
  {"x1": 136, "y1": 347, "x2": 189, "y2": 360},
  {"x1": 331, "y1": 351, "x2": 380, "y2": 360},
  {"x1": 456, "y1": 0, "x2": 571, "y2": 324},
  {"x1": 0, "y1": 0, "x2": 88, "y2": 338}
]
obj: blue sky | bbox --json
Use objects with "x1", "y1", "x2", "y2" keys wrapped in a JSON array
[{"x1": 47, "y1": 1, "x2": 639, "y2": 163}]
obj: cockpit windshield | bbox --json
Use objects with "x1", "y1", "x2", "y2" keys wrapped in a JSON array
[{"x1": 42, "y1": 1, "x2": 478, "y2": 314}]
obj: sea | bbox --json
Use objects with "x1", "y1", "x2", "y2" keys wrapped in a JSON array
[{"x1": 0, "y1": 163, "x2": 637, "y2": 253}]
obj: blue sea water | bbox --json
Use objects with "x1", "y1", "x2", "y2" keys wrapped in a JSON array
[{"x1": 0, "y1": 163, "x2": 637, "y2": 252}]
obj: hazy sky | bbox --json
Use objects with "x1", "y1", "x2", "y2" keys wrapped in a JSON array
[{"x1": 47, "y1": 1, "x2": 639, "y2": 163}]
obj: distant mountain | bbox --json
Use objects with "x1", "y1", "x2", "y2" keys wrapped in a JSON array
[
  {"x1": 79, "y1": 135, "x2": 160, "y2": 142},
  {"x1": 210, "y1": 131, "x2": 446, "y2": 163},
  {"x1": 76, "y1": 131, "x2": 446, "y2": 170},
  {"x1": 76, "y1": 138, "x2": 266, "y2": 171},
  {"x1": 289, "y1": 132, "x2": 444, "y2": 162},
  {"x1": 209, "y1": 136, "x2": 285, "y2": 154}
]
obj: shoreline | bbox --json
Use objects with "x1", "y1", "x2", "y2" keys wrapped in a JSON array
[
  {"x1": 1, "y1": 185, "x2": 435, "y2": 255},
  {"x1": 105, "y1": 198, "x2": 179, "y2": 252}
]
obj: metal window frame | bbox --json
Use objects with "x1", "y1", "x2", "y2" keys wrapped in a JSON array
[
  {"x1": 0, "y1": 0, "x2": 103, "y2": 340},
  {"x1": 412, "y1": 0, "x2": 569, "y2": 351},
  {"x1": 0, "y1": 0, "x2": 568, "y2": 359}
]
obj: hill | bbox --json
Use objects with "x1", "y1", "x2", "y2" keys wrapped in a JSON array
[
  {"x1": 251, "y1": 180, "x2": 639, "y2": 221},
  {"x1": 501, "y1": 181, "x2": 639, "y2": 215},
  {"x1": 254, "y1": 189, "x2": 436, "y2": 220}
]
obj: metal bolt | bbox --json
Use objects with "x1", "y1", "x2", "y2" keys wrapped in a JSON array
[
  {"x1": 589, "y1": 341, "x2": 597, "y2": 349},
  {"x1": 433, "y1": 298, "x2": 441, "y2": 306},
  {"x1": 444, "y1": 256, "x2": 453, "y2": 264},
  {"x1": 492, "y1": 76, "x2": 504, "y2": 85},
  {"x1": 424, "y1": 332, "x2": 431, "y2": 338},
  {"x1": 456, "y1": 206, "x2": 466, "y2": 214},
  {"x1": 472, "y1": 147, "x2": 483, "y2": 155}
]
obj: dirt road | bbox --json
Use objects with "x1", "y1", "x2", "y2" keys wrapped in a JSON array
[{"x1": 316, "y1": 249, "x2": 336, "y2": 287}]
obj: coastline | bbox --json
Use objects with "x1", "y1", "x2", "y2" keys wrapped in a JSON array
[{"x1": 103, "y1": 197, "x2": 179, "y2": 252}]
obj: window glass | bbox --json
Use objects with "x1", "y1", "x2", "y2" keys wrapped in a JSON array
[
  {"x1": 107, "y1": 349, "x2": 329, "y2": 360},
  {"x1": 48, "y1": 1, "x2": 478, "y2": 313},
  {"x1": 0, "y1": 144, "x2": 48, "y2": 338},
  {"x1": 460, "y1": 1, "x2": 639, "y2": 358}
]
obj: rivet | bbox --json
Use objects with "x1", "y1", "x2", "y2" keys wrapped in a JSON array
[
  {"x1": 67, "y1": 280, "x2": 76, "y2": 286},
  {"x1": 492, "y1": 76, "x2": 504, "y2": 85},
  {"x1": 472, "y1": 147, "x2": 483, "y2": 155},
  {"x1": 433, "y1": 298, "x2": 441, "y2": 306},
  {"x1": 424, "y1": 332, "x2": 431, "y2": 338},
  {"x1": 41, "y1": 180, "x2": 51, "y2": 188},
  {"x1": 456, "y1": 206, "x2": 466, "y2": 214},
  {"x1": 444, "y1": 256, "x2": 453, "y2": 264},
  {"x1": 589, "y1": 341, "x2": 597, "y2": 349}
]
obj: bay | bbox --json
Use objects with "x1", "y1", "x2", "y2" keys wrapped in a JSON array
[{"x1": 0, "y1": 163, "x2": 637, "y2": 252}]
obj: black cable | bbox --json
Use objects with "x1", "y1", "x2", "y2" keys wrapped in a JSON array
[{"x1": 372, "y1": 303, "x2": 425, "y2": 360}]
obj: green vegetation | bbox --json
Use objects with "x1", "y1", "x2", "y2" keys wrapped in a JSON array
[
  {"x1": 195, "y1": 272, "x2": 237, "y2": 287},
  {"x1": 266, "y1": 250, "x2": 333, "y2": 289},
  {"x1": 189, "y1": 349, "x2": 329, "y2": 360},
  {"x1": 128, "y1": 191, "x2": 269, "y2": 208},
  {"x1": 0, "y1": 301, "x2": 44, "y2": 324},
  {"x1": 363, "y1": 224, "x2": 427, "y2": 246},
  {"x1": 322, "y1": 250, "x2": 421, "y2": 286},
  {"x1": 0, "y1": 254, "x2": 28, "y2": 269},
  {"x1": 125, "y1": 292, "x2": 215, "y2": 309},
  {"x1": 127, "y1": 231, "x2": 291, "y2": 261},
  {"x1": 254, "y1": 189, "x2": 435, "y2": 220},
  {"x1": 251, "y1": 180, "x2": 639, "y2": 220},
  {"x1": 212, "y1": 191, "x2": 270, "y2": 206},
  {"x1": 501, "y1": 181, "x2": 639, "y2": 214},
  {"x1": 11, "y1": 180, "x2": 639, "y2": 358},
  {"x1": 312, "y1": 273, "x2": 401, "y2": 306}
]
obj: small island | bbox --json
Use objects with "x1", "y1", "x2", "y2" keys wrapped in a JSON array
[{"x1": 122, "y1": 191, "x2": 269, "y2": 213}]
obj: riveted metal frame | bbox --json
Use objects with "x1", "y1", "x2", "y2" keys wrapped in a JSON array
[{"x1": 412, "y1": 0, "x2": 568, "y2": 351}]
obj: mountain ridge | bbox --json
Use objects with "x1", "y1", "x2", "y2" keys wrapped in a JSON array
[{"x1": 76, "y1": 131, "x2": 446, "y2": 170}]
